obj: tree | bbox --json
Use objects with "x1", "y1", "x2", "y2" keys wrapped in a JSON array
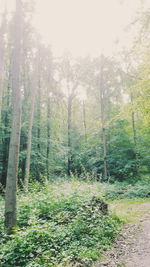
[
  {"x1": 24, "y1": 70, "x2": 36, "y2": 190},
  {"x1": 45, "y1": 49, "x2": 53, "y2": 180},
  {"x1": 99, "y1": 55, "x2": 108, "y2": 180},
  {"x1": 5, "y1": 0, "x2": 23, "y2": 230},
  {"x1": 0, "y1": 7, "x2": 7, "y2": 119},
  {"x1": 82, "y1": 101, "x2": 87, "y2": 142}
]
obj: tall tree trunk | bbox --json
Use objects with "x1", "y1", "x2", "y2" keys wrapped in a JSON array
[
  {"x1": 1, "y1": 82, "x2": 11, "y2": 187},
  {"x1": 36, "y1": 73, "x2": 41, "y2": 180},
  {"x1": 83, "y1": 101, "x2": 87, "y2": 142},
  {"x1": 131, "y1": 92, "x2": 139, "y2": 173},
  {"x1": 37, "y1": 48, "x2": 41, "y2": 156},
  {"x1": 24, "y1": 85, "x2": 36, "y2": 190},
  {"x1": 0, "y1": 11, "x2": 6, "y2": 119},
  {"x1": 46, "y1": 93, "x2": 51, "y2": 180},
  {"x1": 20, "y1": 39, "x2": 31, "y2": 183},
  {"x1": 37, "y1": 83, "x2": 41, "y2": 152},
  {"x1": 99, "y1": 57, "x2": 108, "y2": 180},
  {"x1": 67, "y1": 95, "x2": 72, "y2": 175},
  {"x1": 5, "y1": 0, "x2": 22, "y2": 231},
  {"x1": 67, "y1": 83, "x2": 77, "y2": 175},
  {"x1": 46, "y1": 52, "x2": 53, "y2": 180}
]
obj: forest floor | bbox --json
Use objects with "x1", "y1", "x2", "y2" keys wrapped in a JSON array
[
  {"x1": 95, "y1": 200, "x2": 150, "y2": 267},
  {"x1": 1, "y1": 182, "x2": 150, "y2": 267}
]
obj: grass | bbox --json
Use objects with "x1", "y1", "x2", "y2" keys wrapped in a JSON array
[{"x1": 109, "y1": 198, "x2": 150, "y2": 222}]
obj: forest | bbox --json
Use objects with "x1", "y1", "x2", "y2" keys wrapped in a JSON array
[{"x1": 0, "y1": 0, "x2": 150, "y2": 266}]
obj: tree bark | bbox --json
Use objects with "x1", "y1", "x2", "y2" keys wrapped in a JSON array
[
  {"x1": 35, "y1": 56, "x2": 41, "y2": 180},
  {"x1": 83, "y1": 101, "x2": 87, "y2": 142},
  {"x1": 67, "y1": 95, "x2": 72, "y2": 175},
  {"x1": 131, "y1": 92, "x2": 139, "y2": 173},
  {"x1": 37, "y1": 47, "x2": 42, "y2": 156},
  {"x1": 0, "y1": 11, "x2": 6, "y2": 118},
  {"x1": 24, "y1": 84, "x2": 36, "y2": 190},
  {"x1": 46, "y1": 91, "x2": 51, "y2": 180},
  {"x1": 67, "y1": 83, "x2": 77, "y2": 175},
  {"x1": 5, "y1": 0, "x2": 22, "y2": 231},
  {"x1": 99, "y1": 56, "x2": 108, "y2": 180},
  {"x1": 37, "y1": 80, "x2": 41, "y2": 153}
]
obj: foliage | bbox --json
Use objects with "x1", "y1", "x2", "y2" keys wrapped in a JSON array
[
  {"x1": 103, "y1": 177, "x2": 150, "y2": 200},
  {"x1": 107, "y1": 120, "x2": 138, "y2": 181},
  {"x1": 0, "y1": 0, "x2": 150, "y2": 188},
  {"x1": 0, "y1": 181, "x2": 122, "y2": 267}
]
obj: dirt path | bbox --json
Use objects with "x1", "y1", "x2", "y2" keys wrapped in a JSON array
[{"x1": 95, "y1": 202, "x2": 150, "y2": 267}]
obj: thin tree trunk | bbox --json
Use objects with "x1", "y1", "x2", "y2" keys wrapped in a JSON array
[
  {"x1": 99, "y1": 56, "x2": 107, "y2": 180},
  {"x1": 131, "y1": 92, "x2": 139, "y2": 173},
  {"x1": 37, "y1": 50, "x2": 41, "y2": 155},
  {"x1": 67, "y1": 82, "x2": 78, "y2": 175},
  {"x1": 36, "y1": 72, "x2": 41, "y2": 180},
  {"x1": 5, "y1": 0, "x2": 22, "y2": 231},
  {"x1": 83, "y1": 101, "x2": 87, "y2": 142},
  {"x1": 46, "y1": 92, "x2": 51, "y2": 180},
  {"x1": 67, "y1": 95, "x2": 72, "y2": 175},
  {"x1": 37, "y1": 85, "x2": 41, "y2": 152},
  {"x1": 24, "y1": 86, "x2": 36, "y2": 190},
  {"x1": 0, "y1": 11, "x2": 6, "y2": 121}
]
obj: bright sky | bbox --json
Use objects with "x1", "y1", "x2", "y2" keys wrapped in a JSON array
[
  {"x1": 1, "y1": 0, "x2": 150, "y2": 57},
  {"x1": 33, "y1": 0, "x2": 148, "y2": 57}
]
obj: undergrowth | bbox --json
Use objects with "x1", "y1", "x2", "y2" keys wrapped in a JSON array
[
  {"x1": 0, "y1": 180, "x2": 122, "y2": 267},
  {"x1": 103, "y1": 178, "x2": 150, "y2": 200}
]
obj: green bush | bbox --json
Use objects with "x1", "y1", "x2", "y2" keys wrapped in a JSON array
[
  {"x1": 124, "y1": 183, "x2": 150, "y2": 199},
  {"x1": 103, "y1": 179, "x2": 150, "y2": 200}
]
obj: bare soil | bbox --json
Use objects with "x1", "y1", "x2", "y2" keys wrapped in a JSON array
[{"x1": 95, "y1": 202, "x2": 150, "y2": 267}]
